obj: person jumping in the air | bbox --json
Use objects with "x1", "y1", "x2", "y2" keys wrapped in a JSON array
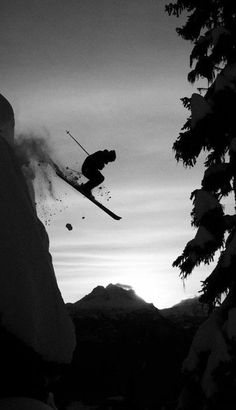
[{"x1": 81, "y1": 149, "x2": 116, "y2": 196}]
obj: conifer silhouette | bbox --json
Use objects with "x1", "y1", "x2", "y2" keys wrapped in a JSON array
[{"x1": 166, "y1": 1, "x2": 236, "y2": 408}]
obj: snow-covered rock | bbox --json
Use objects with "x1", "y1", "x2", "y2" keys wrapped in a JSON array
[
  {"x1": 0, "y1": 135, "x2": 76, "y2": 363},
  {"x1": 0, "y1": 93, "x2": 76, "y2": 364}
]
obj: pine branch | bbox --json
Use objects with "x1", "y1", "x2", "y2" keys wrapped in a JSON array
[
  {"x1": 180, "y1": 97, "x2": 191, "y2": 110},
  {"x1": 173, "y1": 129, "x2": 202, "y2": 166},
  {"x1": 165, "y1": 1, "x2": 186, "y2": 18}
]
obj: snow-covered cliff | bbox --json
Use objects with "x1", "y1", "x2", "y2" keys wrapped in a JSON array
[{"x1": 0, "y1": 94, "x2": 75, "y2": 364}]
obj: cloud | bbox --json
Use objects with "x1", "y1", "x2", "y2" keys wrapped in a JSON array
[{"x1": 115, "y1": 283, "x2": 133, "y2": 290}]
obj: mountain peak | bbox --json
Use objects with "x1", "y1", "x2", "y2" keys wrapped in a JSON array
[{"x1": 71, "y1": 284, "x2": 156, "y2": 316}]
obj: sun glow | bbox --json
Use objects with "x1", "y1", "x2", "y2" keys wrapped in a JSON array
[
  {"x1": 114, "y1": 257, "x2": 167, "y2": 308},
  {"x1": 131, "y1": 280, "x2": 159, "y2": 305}
]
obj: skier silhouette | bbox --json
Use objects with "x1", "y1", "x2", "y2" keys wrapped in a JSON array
[{"x1": 81, "y1": 149, "x2": 116, "y2": 196}]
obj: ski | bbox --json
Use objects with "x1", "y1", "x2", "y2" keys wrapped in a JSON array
[{"x1": 52, "y1": 162, "x2": 121, "y2": 221}]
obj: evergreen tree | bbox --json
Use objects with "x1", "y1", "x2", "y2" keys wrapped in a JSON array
[{"x1": 166, "y1": 0, "x2": 236, "y2": 408}]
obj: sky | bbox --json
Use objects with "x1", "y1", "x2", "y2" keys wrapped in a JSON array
[{"x1": 0, "y1": 0, "x2": 215, "y2": 308}]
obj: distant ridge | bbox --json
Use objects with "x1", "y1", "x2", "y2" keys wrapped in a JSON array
[
  {"x1": 67, "y1": 285, "x2": 209, "y2": 331},
  {"x1": 161, "y1": 297, "x2": 209, "y2": 330},
  {"x1": 68, "y1": 283, "x2": 157, "y2": 317}
]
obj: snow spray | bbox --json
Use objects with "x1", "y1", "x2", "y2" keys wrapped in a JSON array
[
  {"x1": 14, "y1": 133, "x2": 66, "y2": 225},
  {"x1": 15, "y1": 133, "x2": 56, "y2": 199}
]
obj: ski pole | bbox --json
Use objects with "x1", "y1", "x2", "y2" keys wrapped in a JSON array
[{"x1": 66, "y1": 130, "x2": 90, "y2": 156}]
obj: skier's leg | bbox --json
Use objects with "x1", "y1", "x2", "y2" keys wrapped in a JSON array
[{"x1": 82, "y1": 170, "x2": 104, "y2": 193}]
